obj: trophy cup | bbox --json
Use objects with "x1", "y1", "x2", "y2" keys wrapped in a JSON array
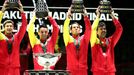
[
  {"x1": 6, "y1": 0, "x2": 19, "y2": 8},
  {"x1": 99, "y1": 0, "x2": 111, "y2": 14},
  {"x1": 71, "y1": 0, "x2": 84, "y2": 13},
  {"x1": 33, "y1": 53, "x2": 61, "y2": 70},
  {"x1": 32, "y1": 0, "x2": 49, "y2": 18}
]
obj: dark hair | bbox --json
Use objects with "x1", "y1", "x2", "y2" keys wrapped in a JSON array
[
  {"x1": 38, "y1": 25, "x2": 48, "y2": 31},
  {"x1": 97, "y1": 22, "x2": 106, "y2": 30},
  {"x1": 3, "y1": 20, "x2": 14, "y2": 27},
  {"x1": 70, "y1": 22, "x2": 80, "y2": 29}
]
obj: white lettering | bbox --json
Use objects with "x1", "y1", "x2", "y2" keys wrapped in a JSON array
[
  {"x1": 53, "y1": 12, "x2": 59, "y2": 20},
  {"x1": 3, "y1": 11, "x2": 10, "y2": 19},
  {"x1": 10, "y1": 11, "x2": 17, "y2": 19},
  {"x1": 59, "y1": 12, "x2": 66, "y2": 20}
]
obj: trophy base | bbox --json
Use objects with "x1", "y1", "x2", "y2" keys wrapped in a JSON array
[
  {"x1": 99, "y1": 0, "x2": 111, "y2": 14},
  {"x1": 36, "y1": 11, "x2": 48, "y2": 18},
  {"x1": 100, "y1": 7, "x2": 111, "y2": 14},
  {"x1": 7, "y1": 2, "x2": 19, "y2": 8},
  {"x1": 71, "y1": 9, "x2": 84, "y2": 13},
  {"x1": 100, "y1": 1, "x2": 111, "y2": 5},
  {"x1": 100, "y1": 10, "x2": 111, "y2": 14},
  {"x1": 71, "y1": 4, "x2": 84, "y2": 13}
]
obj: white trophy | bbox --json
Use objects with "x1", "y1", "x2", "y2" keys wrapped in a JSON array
[{"x1": 33, "y1": 53, "x2": 61, "y2": 70}]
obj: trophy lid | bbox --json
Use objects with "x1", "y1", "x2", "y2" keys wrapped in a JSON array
[
  {"x1": 72, "y1": 0, "x2": 83, "y2": 4},
  {"x1": 99, "y1": 0, "x2": 111, "y2": 5},
  {"x1": 100, "y1": 0, "x2": 110, "y2": 1}
]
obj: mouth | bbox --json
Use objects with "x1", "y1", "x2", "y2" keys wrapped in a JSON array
[
  {"x1": 101, "y1": 32, "x2": 106, "y2": 37},
  {"x1": 102, "y1": 31, "x2": 106, "y2": 34}
]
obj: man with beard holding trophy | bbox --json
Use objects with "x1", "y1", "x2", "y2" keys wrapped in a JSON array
[
  {"x1": 0, "y1": 0, "x2": 27, "y2": 75},
  {"x1": 90, "y1": 1, "x2": 123, "y2": 75},
  {"x1": 63, "y1": 1, "x2": 91, "y2": 75}
]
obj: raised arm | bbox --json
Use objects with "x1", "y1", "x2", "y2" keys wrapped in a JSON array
[
  {"x1": 63, "y1": 8, "x2": 71, "y2": 46},
  {"x1": 90, "y1": 7, "x2": 100, "y2": 47},
  {"x1": 110, "y1": 12, "x2": 123, "y2": 47},
  {"x1": 27, "y1": 13, "x2": 39, "y2": 48},
  {"x1": 15, "y1": 1, "x2": 27, "y2": 43},
  {"x1": 0, "y1": 1, "x2": 8, "y2": 40},
  {"x1": 47, "y1": 16, "x2": 59, "y2": 53},
  {"x1": 82, "y1": 7, "x2": 91, "y2": 43}
]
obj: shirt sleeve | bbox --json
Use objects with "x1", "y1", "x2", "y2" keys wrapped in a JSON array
[
  {"x1": 110, "y1": 18, "x2": 123, "y2": 47},
  {"x1": 16, "y1": 12, "x2": 28, "y2": 43},
  {"x1": 47, "y1": 16, "x2": 59, "y2": 53},
  {"x1": 0, "y1": 11, "x2": 6, "y2": 40},
  {"x1": 28, "y1": 14, "x2": 40, "y2": 48},
  {"x1": 83, "y1": 16, "x2": 91, "y2": 43},
  {"x1": 90, "y1": 16, "x2": 100, "y2": 47},
  {"x1": 63, "y1": 18, "x2": 71, "y2": 46}
]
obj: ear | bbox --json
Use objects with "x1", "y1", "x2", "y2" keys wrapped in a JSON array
[
  {"x1": 38, "y1": 31, "x2": 40, "y2": 35},
  {"x1": 70, "y1": 29, "x2": 72, "y2": 33}
]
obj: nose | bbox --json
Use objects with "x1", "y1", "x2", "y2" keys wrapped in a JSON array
[
  {"x1": 102, "y1": 28, "x2": 106, "y2": 31},
  {"x1": 42, "y1": 32, "x2": 46, "y2": 35}
]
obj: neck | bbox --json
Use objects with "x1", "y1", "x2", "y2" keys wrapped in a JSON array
[
  {"x1": 5, "y1": 32, "x2": 13, "y2": 39},
  {"x1": 99, "y1": 37, "x2": 106, "y2": 42},
  {"x1": 72, "y1": 34, "x2": 79, "y2": 39},
  {"x1": 40, "y1": 38, "x2": 46, "y2": 43}
]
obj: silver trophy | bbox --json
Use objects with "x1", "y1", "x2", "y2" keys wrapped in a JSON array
[
  {"x1": 6, "y1": 0, "x2": 19, "y2": 8},
  {"x1": 32, "y1": 0, "x2": 49, "y2": 18},
  {"x1": 99, "y1": 0, "x2": 111, "y2": 14},
  {"x1": 71, "y1": 0, "x2": 84, "y2": 13},
  {"x1": 33, "y1": 53, "x2": 61, "y2": 70}
]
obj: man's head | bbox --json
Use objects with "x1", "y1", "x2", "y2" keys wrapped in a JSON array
[
  {"x1": 97, "y1": 22, "x2": 107, "y2": 38},
  {"x1": 70, "y1": 22, "x2": 80, "y2": 36},
  {"x1": 3, "y1": 20, "x2": 14, "y2": 35},
  {"x1": 38, "y1": 25, "x2": 48, "y2": 40}
]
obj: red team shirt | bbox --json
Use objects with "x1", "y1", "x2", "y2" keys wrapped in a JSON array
[
  {"x1": 0, "y1": 11, "x2": 27, "y2": 75},
  {"x1": 28, "y1": 15, "x2": 59, "y2": 70},
  {"x1": 90, "y1": 17, "x2": 123, "y2": 75},
  {"x1": 63, "y1": 16, "x2": 91, "y2": 75}
]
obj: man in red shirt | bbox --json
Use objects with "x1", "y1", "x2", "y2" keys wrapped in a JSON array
[
  {"x1": 0, "y1": 1, "x2": 27, "y2": 75},
  {"x1": 90, "y1": 7, "x2": 123, "y2": 75},
  {"x1": 28, "y1": 12, "x2": 59, "y2": 70},
  {"x1": 63, "y1": 6, "x2": 91, "y2": 75}
]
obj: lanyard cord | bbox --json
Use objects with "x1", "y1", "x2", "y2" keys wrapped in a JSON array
[
  {"x1": 41, "y1": 40, "x2": 47, "y2": 53},
  {"x1": 99, "y1": 38, "x2": 109, "y2": 53},
  {"x1": 73, "y1": 37, "x2": 80, "y2": 50},
  {"x1": 6, "y1": 37, "x2": 14, "y2": 54},
  {"x1": 73, "y1": 36, "x2": 81, "y2": 59},
  {"x1": 73, "y1": 37, "x2": 81, "y2": 59}
]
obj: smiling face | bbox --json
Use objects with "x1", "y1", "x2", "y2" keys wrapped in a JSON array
[
  {"x1": 38, "y1": 26, "x2": 48, "y2": 40},
  {"x1": 97, "y1": 22, "x2": 107, "y2": 38},
  {"x1": 4, "y1": 20, "x2": 14, "y2": 35},
  {"x1": 70, "y1": 22, "x2": 80, "y2": 36}
]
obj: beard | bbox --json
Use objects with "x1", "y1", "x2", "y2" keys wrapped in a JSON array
[
  {"x1": 100, "y1": 32, "x2": 106, "y2": 38},
  {"x1": 6, "y1": 30, "x2": 13, "y2": 34},
  {"x1": 41, "y1": 35, "x2": 47, "y2": 40},
  {"x1": 72, "y1": 32, "x2": 79, "y2": 36}
]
